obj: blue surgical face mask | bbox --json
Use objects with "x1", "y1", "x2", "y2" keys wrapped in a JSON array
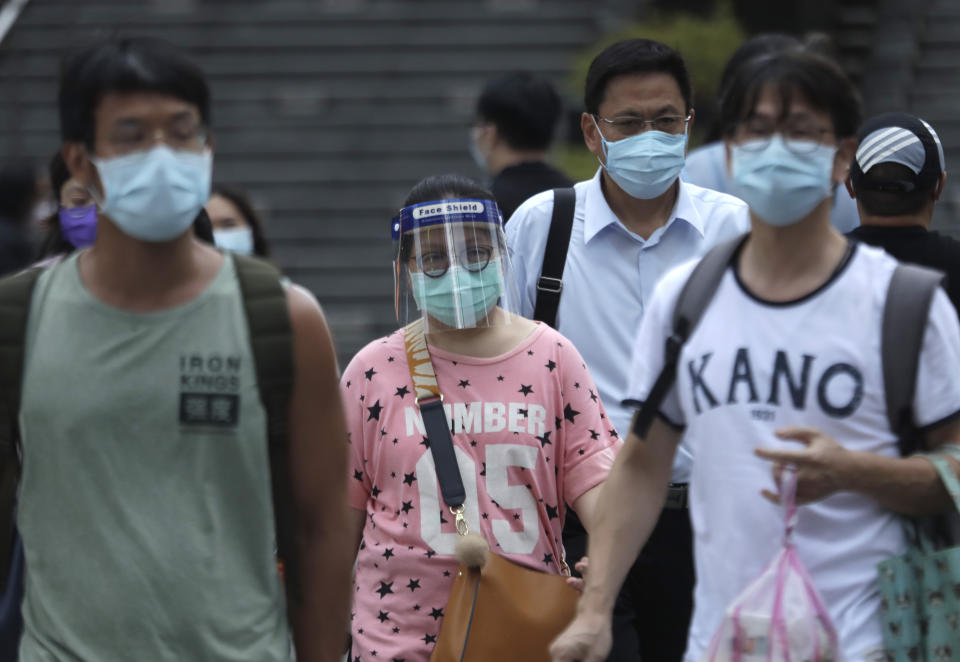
[
  {"x1": 59, "y1": 204, "x2": 98, "y2": 248},
  {"x1": 593, "y1": 116, "x2": 687, "y2": 199},
  {"x1": 92, "y1": 145, "x2": 213, "y2": 242},
  {"x1": 214, "y1": 226, "x2": 255, "y2": 255},
  {"x1": 409, "y1": 258, "x2": 503, "y2": 328},
  {"x1": 731, "y1": 135, "x2": 836, "y2": 227}
]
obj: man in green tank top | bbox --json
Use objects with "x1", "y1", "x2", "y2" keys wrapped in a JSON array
[{"x1": 12, "y1": 37, "x2": 353, "y2": 662}]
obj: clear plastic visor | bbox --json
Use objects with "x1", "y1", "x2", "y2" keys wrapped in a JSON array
[{"x1": 392, "y1": 198, "x2": 520, "y2": 333}]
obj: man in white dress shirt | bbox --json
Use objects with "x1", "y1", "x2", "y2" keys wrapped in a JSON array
[{"x1": 506, "y1": 38, "x2": 749, "y2": 661}]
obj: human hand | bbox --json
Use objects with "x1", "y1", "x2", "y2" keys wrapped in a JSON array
[
  {"x1": 549, "y1": 611, "x2": 612, "y2": 662},
  {"x1": 754, "y1": 426, "x2": 851, "y2": 505},
  {"x1": 566, "y1": 557, "x2": 588, "y2": 592}
]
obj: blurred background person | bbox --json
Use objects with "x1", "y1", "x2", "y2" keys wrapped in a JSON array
[
  {"x1": 846, "y1": 112, "x2": 960, "y2": 316},
  {"x1": 206, "y1": 184, "x2": 271, "y2": 257},
  {"x1": 471, "y1": 71, "x2": 573, "y2": 221},
  {"x1": 0, "y1": 163, "x2": 39, "y2": 276},
  {"x1": 683, "y1": 32, "x2": 861, "y2": 232}
]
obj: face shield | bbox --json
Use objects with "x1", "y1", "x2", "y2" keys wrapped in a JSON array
[{"x1": 392, "y1": 198, "x2": 521, "y2": 334}]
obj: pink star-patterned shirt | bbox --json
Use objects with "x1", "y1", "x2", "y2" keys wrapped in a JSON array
[{"x1": 343, "y1": 322, "x2": 621, "y2": 662}]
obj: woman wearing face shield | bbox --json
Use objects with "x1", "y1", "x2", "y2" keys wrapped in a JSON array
[{"x1": 341, "y1": 174, "x2": 620, "y2": 662}]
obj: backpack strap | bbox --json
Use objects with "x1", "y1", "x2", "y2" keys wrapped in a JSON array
[
  {"x1": 881, "y1": 262, "x2": 945, "y2": 455},
  {"x1": 532, "y1": 188, "x2": 577, "y2": 327},
  {"x1": 0, "y1": 267, "x2": 43, "y2": 592},
  {"x1": 630, "y1": 236, "x2": 745, "y2": 439},
  {"x1": 231, "y1": 255, "x2": 299, "y2": 601}
]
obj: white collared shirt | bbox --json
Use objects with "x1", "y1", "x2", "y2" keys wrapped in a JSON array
[{"x1": 505, "y1": 169, "x2": 749, "y2": 482}]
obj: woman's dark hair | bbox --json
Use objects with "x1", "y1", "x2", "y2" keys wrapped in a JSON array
[
  {"x1": 210, "y1": 185, "x2": 270, "y2": 257},
  {"x1": 399, "y1": 174, "x2": 498, "y2": 262},
  {"x1": 720, "y1": 50, "x2": 863, "y2": 140},
  {"x1": 59, "y1": 37, "x2": 211, "y2": 147},
  {"x1": 584, "y1": 39, "x2": 693, "y2": 115}
]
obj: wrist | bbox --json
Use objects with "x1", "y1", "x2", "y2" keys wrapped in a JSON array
[{"x1": 831, "y1": 446, "x2": 864, "y2": 493}]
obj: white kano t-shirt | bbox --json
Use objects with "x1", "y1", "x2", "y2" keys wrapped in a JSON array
[{"x1": 626, "y1": 242, "x2": 960, "y2": 662}]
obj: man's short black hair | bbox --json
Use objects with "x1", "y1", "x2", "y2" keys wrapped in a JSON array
[
  {"x1": 476, "y1": 72, "x2": 562, "y2": 151},
  {"x1": 720, "y1": 50, "x2": 862, "y2": 140},
  {"x1": 583, "y1": 39, "x2": 693, "y2": 115},
  {"x1": 59, "y1": 37, "x2": 211, "y2": 147}
]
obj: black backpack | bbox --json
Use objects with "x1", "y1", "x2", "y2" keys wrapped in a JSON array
[{"x1": 0, "y1": 254, "x2": 300, "y2": 600}]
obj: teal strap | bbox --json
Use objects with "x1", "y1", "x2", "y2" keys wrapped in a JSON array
[{"x1": 919, "y1": 449, "x2": 960, "y2": 517}]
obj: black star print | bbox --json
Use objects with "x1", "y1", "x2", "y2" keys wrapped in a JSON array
[
  {"x1": 497, "y1": 375, "x2": 504, "y2": 382},
  {"x1": 346, "y1": 381, "x2": 352, "y2": 388},
  {"x1": 564, "y1": 403, "x2": 581, "y2": 423},
  {"x1": 527, "y1": 350, "x2": 534, "y2": 356},
  {"x1": 367, "y1": 400, "x2": 383, "y2": 421},
  {"x1": 413, "y1": 604, "x2": 421, "y2": 611},
  {"x1": 536, "y1": 431, "x2": 552, "y2": 447},
  {"x1": 387, "y1": 356, "x2": 395, "y2": 363},
  {"x1": 589, "y1": 388, "x2": 598, "y2": 402},
  {"x1": 543, "y1": 553, "x2": 554, "y2": 566},
  {"x1": 610, "y1": 428, "x2": 619, "y2": 439},
  {"x1": 424, "y1": 550, "x2": 436, "y2": 559},
  {"x1": 480, "y1": 462, "x2": 486, "y2": 477},
  {"x1": 401, "y1": 500, "x2": 414, "y2": 515},
  {"x1": 383, "y1": 548, "x2": 394, "y2": 560},
  {"x1": 578, "y1": 449, "x2": 585, "y2": 455},
  {"x1": 429, "y1": 607, "x2": 444, "y2": 620},
  {"x1": 420, "y1": 436, "x2": 430, "y2": 448},
  {"x1": 394, "y1": 385, "x2": 410, "y2": 399},
  {"x1": 513, "y1": 513, "x2": 520, "y2": 520},
  {"x1": 372, "y1": 485, "x2": 382, "y2": 498},
  {"x1": 518, "y1": 384, "x2": 534, "y2": 397},
  {"x1": 364, "y1": 367, "x2": 377, "y2": 381},
  {"x1": 555, "y1": 417, "x2": 562, "y2": 430},
  {"x1": 452, "y1": 361, "x2": 457, "y2": 366},
  {"x1": 574, "y1": 382, "x2": 580, "y2": 389},
  {"x1": 376, "y1": 581, "x2": 394, "y2": 598},
  {"x1": 423, "y1": 634, "x2": 437, "y2": 645},
  {"x1": 353, "y1": 470, "x2": 364, "y2": 481},
  {"x1": 545, "y1": 360, "x2": 557, "y2": 371},
  {"x1": 519, "y1": 408, "x2": 528, "y2": 418},
  {"x1": 392, "y1": 438, "x2": 398, "y2": 445},
  {"x1": 392, "y1": 628, "x2": 400, "y2": 635},
  {"x1": 481, "y1": 513, "x2": 488, "y2": 519},
  {"x1": 588, "y1": 428, "x2": 599, "y2": 440},
  {"x1": 377, "y1": 610, "x2": 390, "y2": 623},
  {"x1": 470, "y1": 440, "x2": 477, "y2": 447},
  {"x1": 407, "y1": 578, "x2": 421, "y2": 591},
  {"x1": 545, "y1": 504, "x2": 559, "y2": 520},
  {"x1": 457, "y1": 379, "x2": 470, "y2": 389},
  {"x1": 360, "y1": 395, "x2": 365, "y2": 402},
  {"x1": 403, "y1": 472, "x2": 417, "y2": 486}
]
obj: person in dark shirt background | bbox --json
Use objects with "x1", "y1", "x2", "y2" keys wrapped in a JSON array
[
  {"x1": 470, "y1": 71, "x2": 573, "y2": 220},
  {"x1": 0, "y1": 163, "x2": 38, "y2": 277},
  {"x1": 846, "y1": 112, "x2": 960, "y2": 316}
]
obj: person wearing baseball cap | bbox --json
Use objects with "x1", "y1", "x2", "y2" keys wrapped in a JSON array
[{"x1": 846, "y1": 112, "x2": 960, "y2": 315}]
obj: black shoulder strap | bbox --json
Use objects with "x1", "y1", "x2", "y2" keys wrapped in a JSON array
[
  {"x1": 631, "y1": 236, "x2": 745, "y2": 438},
  {"x1": 0, "y1": 267, "x2": 43, "y2": 592},
  {"x1": 231, "y1": 255, "x2": 299, "y2": 600},
  {"x1": 882, "y1": 262, "x2": 945, "y2": 455},
  {"x1": 532, "y1": 188, "x2": 576, "y2": 327}
]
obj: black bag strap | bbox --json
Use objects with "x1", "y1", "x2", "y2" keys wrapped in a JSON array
[
  {"x1": 402, "y1": 319, "x2": 466, "y2": 510},
  {"x1": 231, "y1": 254, "x2": 299, "y2": 600},
  {"x1": 631, "y1": 236, "x2": 745, "y2": 439},
  {"x1": 532, "y1": 188, "x2": 577, "y2": 328},
  {"x1": 0, "y1": 267, "x2": 43, "y2": 592},
  {"x1": 881, "y1": 262, "x2": 944, "y2": 455}
]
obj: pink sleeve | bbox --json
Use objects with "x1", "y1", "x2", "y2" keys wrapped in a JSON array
[
  {"x1": 341, "y1": 358, "x2": 372, "y2": 511},
  {"x1": 556, "y1": 338, "x2": 622, "y2": 506}
]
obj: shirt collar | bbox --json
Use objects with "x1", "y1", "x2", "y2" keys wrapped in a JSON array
[{"x1": 583, "y1": 169, "x2": 706, "y2": 243}]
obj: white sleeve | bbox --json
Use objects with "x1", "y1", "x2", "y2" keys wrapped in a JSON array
[
  {"x1": 503, "y1": 198, "x2": 551, "y2": 319},
  {"x1": 913, "y1": 287, "x2": 960, "y2": 430},
  {"x1": 624, "y1": 270, "x2": 687, "y2": 429}
]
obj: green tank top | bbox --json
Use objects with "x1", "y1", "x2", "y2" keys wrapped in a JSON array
[{"x1": 17, "y1": 253, "x2": 292, "y2": 662}]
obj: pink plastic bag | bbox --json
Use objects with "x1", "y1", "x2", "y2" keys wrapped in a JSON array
[{"x1": 700, "y1": 469, "x2": 839, "y2": 662}]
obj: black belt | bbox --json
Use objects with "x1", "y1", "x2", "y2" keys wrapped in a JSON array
[{"x1": 664, "y1": 483, "x2": 688, "y2": 510}]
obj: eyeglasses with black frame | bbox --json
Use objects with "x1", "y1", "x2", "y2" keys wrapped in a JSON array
[
  {"x1": 416, "y1": 246, "x2": 494, "y2": 278},
  {"x1": 594, "y1": 114, "x2": 691, "y2": 137},
  {"x1": 734, "y1": 117, "x2": 835, "y2": 155}
]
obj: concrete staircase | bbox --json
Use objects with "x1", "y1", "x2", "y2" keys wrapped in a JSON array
[
  {"x1": 835, "y1": 0, "x2": 960, "y2": 235},
  {"x1": 0, "y1": 0, "x2": 608, "y2": 364}
]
